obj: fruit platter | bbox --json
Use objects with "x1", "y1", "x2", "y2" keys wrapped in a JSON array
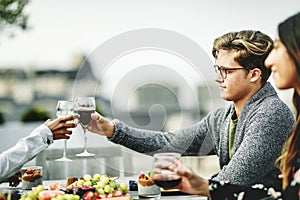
[{"x1": 19, "y1": 173, "x2": 130, "y2": 200}]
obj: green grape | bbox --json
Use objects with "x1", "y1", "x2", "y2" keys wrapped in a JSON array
[
  {"x1": 77, "y1": 180, "x2": 84, "y2": 187},
  {"x1": 83, "y1": 181, "x2": 92, "y2": 187},
  {"x1": 104, "y1": 185, "x2": 111, "y2": 193},
  {"x1": 24, "y1": 197, "x2": 32, "y2": 200},
  {"x1": 100, "y1": 174, "x2": 108, "y2": 181},
  {"x1": 74, "y1": 195, "x2": 80, "y2": 200},
  {"x1": 64, "y1": 194, "x2": 77, "y2": 200},
  {"x1": 110, "y1": 182, "x2": 118, "y2": 189},
  {"x1": 73, "y1": 195, "x2": 80, "y2": 200},
  {"x1": 93, "y1": 173, "x2": 101, "y2": 182},
  {"x1": 96, "y1": 181, "x2": 105, "y2": 188},
  {"x1": 21, "y1": 194, "x2": 29, "y2": 200},
  {"x1": 95, "y1": 184, "x2": 101, "y2": 191},
  {"x1": 27, "y1": 192, "x2": 37, "y2": 200},
  {"x1": 119, "y1": 183, "x2": 128, "y2": 193},
  {"x1": 20, "y1": 195, "x2": 26, "y2": 200},
  {"x1": 65, "y1": 194, "x2": 77, "y2": 200},
  {"x1": 102, "y1": 176, "x2": 109, "y2": 185},
  {"x1": 97, "y1": 188, "x2": 105, "y2": 195},
  {"x1": 83, "y1": 174, "x2": 92, "y2": 181},
  {"x1": 56, "y1": 195, "x2": 65, "y2": 200},
  {"x1": 35, "y1": 185, "x2": 45, "y2": 194}
]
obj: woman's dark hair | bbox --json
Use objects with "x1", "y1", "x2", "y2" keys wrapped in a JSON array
[{"x1": 275, "y1": 12, "x2": 300, "y2": 190}]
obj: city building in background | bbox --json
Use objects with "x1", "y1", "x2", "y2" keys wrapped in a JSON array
[{"x1": 0, "y1": 57, "x2": 223, "y2": 130}]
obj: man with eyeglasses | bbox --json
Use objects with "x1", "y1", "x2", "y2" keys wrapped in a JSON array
[{"x1": 88, "y1": 30, "x2": 295, "y2": 187}]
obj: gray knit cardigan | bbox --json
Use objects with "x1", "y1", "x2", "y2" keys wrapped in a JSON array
[{"x1": 109, "y1": 82, "x2": 295, "y2": 185}]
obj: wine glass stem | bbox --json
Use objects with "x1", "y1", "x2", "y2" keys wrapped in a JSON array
[
  {"x1": 63, "y1": 139, "x2": 67, "y2": 157},
  {"x1": 84, "y1": 129, "x2": 88, "y2": 151}
]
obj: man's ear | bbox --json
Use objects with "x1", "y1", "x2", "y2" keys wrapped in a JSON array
[{"x1": 249, "y1": 68, "x2": 262, "y2": 83}]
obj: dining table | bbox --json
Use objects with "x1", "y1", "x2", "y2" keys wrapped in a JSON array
[{"x1": 0, "y1": 177, "x2": 208, "y2": 200}]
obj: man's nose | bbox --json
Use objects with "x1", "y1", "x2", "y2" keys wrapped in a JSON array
[{"x1": 215, "y1": 73, "x2": 224, "y2": 83}]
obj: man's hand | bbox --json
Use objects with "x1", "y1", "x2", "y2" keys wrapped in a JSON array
[
  {"x1": 44, "y1": 115, "x2": 78, "y2": 140},
  {"x1": 88, "y1": 112, "x2": 115, "y2": 138}
]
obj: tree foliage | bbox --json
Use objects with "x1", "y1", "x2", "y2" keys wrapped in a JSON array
[
  {"x1": 0, "y1": 111, "x2": 4, "y2": 125},
  {"x1": 20, "y1": 106, "x2": 50, "y2": 122},
  {"x1": 0, "y1": 0, "x2": 29, "y2": 32}
]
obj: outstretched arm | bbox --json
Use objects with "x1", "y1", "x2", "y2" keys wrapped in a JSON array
[{"x1": 0, "y1": 115, "x2": 77, "y2": 183}]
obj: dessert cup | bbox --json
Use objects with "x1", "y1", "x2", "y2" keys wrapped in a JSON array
[{"x1": 21, "y1": 166, "x2": 43, "y2": 190}]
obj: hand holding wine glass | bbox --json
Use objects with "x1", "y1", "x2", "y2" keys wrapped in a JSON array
[
  {"x1": 55, "y1": 100, "x2": 74, "y2": 162},
  {"x1": 153, "y1": 154, "x2": 209, "y2": 196},
  {"x1": 74, "y1": 97, "x2": 96, "y2": 157},
  {"x1": 153, "y1": 152, "x2": 182, "y2": 189}
]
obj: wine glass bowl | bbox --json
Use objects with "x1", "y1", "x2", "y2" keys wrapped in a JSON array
[
  {"x1": 74, "y1": 97, "x2": 96, "y2": 157},
  {"x1": 75, "y1": 108, "x2": 95, "y2": 129},
  {"x1": 153, "y1": 152, "x2": 182, "y2": 189},
  {"x1": 55, "y1": 100, "x2": 74, "y2": 162}
]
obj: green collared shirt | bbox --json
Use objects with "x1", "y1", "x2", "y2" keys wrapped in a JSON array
[{"x1": 229, "y1": 111, "x2": 238, "y2": 159}]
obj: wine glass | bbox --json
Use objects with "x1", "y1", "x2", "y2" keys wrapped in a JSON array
[
  {"x1": 153, "y1": 152, "x2": 182, "y2": 189},
  {"x1": 74, "y1": 97, "x2": 95, "y2": 157},
  {"x1": 55, "y1": 100, "x2": 74, "y2": 162}
]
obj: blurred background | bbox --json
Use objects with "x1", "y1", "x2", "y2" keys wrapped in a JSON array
[{"x1": 0, "y1": 0, "x2": 299, "y2": 180}]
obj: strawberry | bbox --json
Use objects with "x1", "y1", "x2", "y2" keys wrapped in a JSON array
[
  {"x1": 107, "y1": 193, "x2": 113, "y2": 198},
  {"x1": 83, "y1": 191, "x2": 94, "y2": 200},
  {"x1": 139, "y1": 174, "x2": 145, "y2": 179},
  {"x1": 99, "y1": 194, "x2": 108, "y2": 198},
  {"x1": 26, "y1": 169, "x2": 34, "y2": 174},
  {"x1": 94, "y1": 193, "x2": 100, "y2": 200},
  {"x1": 113, "y1": 190, "x2": 123, "y2": 197}
]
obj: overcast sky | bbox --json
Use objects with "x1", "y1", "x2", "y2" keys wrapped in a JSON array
[{"x1": 0, "y1": 0, "x2": 299, "y2": 70}]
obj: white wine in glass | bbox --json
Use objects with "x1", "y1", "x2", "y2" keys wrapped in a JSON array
[
  {"x1": 55, "y1": 100, "x2": 74, "y2": 162},
  {"x1": 74, "y1": 97, "x2": 95, "y2": 157}
]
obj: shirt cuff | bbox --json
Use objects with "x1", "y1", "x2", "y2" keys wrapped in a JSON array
[
  {"x1": 34, "y1": 124, "x2": 53, "y2": 145},
  {"x1": 108, "y1": 119, "x2": 121, "y2": 141}
]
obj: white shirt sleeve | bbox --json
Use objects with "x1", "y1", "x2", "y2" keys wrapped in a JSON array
[{"x1": 0, "y1": 124, "x2": 52, "y2": 183}]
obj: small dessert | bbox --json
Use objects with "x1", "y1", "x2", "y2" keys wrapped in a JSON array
[
  {"x1": 138, "y1": 172, "x2": 161, "y2": 198},
  {"x1": 22, "y1": 168, "x2": 43, "y2": 190}
]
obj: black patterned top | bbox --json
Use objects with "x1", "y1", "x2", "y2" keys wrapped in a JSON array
[{"x1": 209, "y1": 169, "x2": 300, "y2": 200}]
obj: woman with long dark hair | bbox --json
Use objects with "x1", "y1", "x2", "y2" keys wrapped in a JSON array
[{"x1": 265, "y1": 12, "x2": 300, "y2": 199}]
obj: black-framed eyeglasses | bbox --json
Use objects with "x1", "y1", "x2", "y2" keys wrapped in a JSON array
[{"x1": 214, "y1": 64, "x2": 245, "y2": 79}]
